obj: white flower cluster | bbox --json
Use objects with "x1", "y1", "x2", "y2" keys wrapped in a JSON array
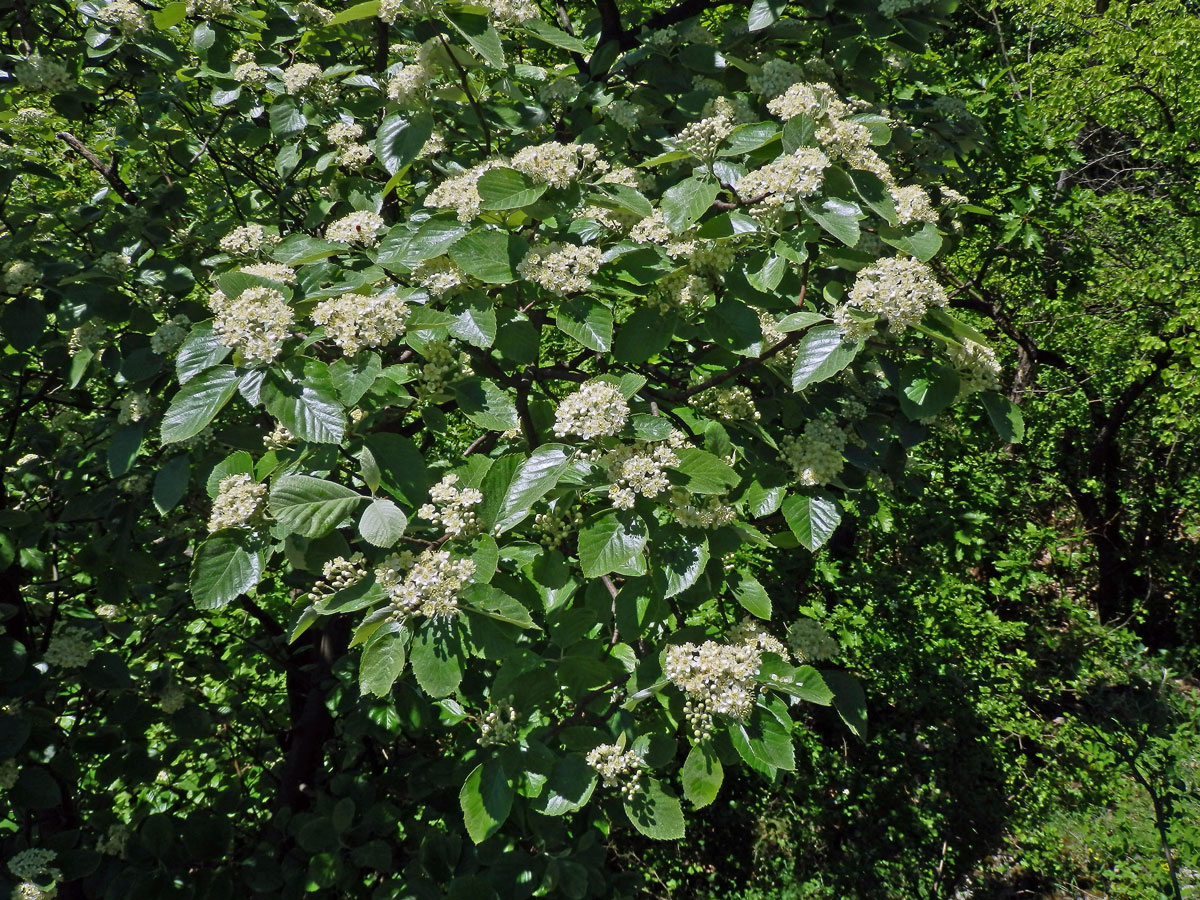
[
  {"x1": 12, "y1": 107, "x2": 49, "y2": 129},
  {"x1": 97, "y1": 251, "x2": 130, "y2": 275},
  {"x1": 841, "y1": 255, "x2": 948, "y2": 336},
  {"x1": 232, "y1": 50, "x2": 269, "y2": 87},
  {"x1": 43, "y1": 629, "x2": 93, "y2": 669},
  {"x1": 539, "y1": 75, "x2": 579, "y2": 105},
  {"x1": 282, "y1": 63, "x2": 335, "y2": 103},
  {"x1": 585, "y1": 743, "x2": 644, "y2": 801},
  {"x1": 7, "y1": 849, "x2": 60, "y2": 887},
  {"x1": 411, "y1": 257, "x2": 465, "y2": 297},
  {"x1": 263, "y1": 421, "x2": 295, "y2": 451},
  {"x1": 478, "y1": 0, "x2": 540, "y2": 25},
  {"x1": 668, "y1": 488, "x2": 737, "y2": 529},
  {"x1": 3, "y1": 261, "x2": 41, "y2": 293},
  {"x1": 517, "y1": 243, "x2": 603, "y2": 295},
  {"x1": 240, "y1": 262, "x2": 296, "y2": 284},
  {"x1": 68, "y1": 320, "x2": 107, "y2": 354},
  {"x1": 218, "y1": 223, "x2": 277, "y2": 256},
  {"x1": 736, "y1": 148, "x2": 830, "y2": 208},
  {"x1": 510, "y1": 142, "x2": 599, "y2": 188},
  {"x1": 376, "y1": 549, "x2": 476, "y2": 620},
  {"x1": 15, "y1": 57, "x2": 74, "y2": 93},
  {"x1": 306, "y1": 554, "x2": 368, "y2": 605},
  {"x1": 312, "y1": 290, "x2": 408, "y2": 355},
  {"x1": 416, "y1": 340, "x2": 471, "y2": 397},
  {"x1": 210, "y1": 285, "x2": 295, "y2": 363},
  {"x1": 949, "y1": 339, "x2": 1001, "y2": 394},
  {"x1": 675, "y1": 97, "x2": 737, "y2": 159},
  {"x1": 95, "y1": 0, "x2": 149, "y2": 33},
  {"x1": 601, "y1": 437, "x2": 682, "y2": 510},
  {"x1": 665, "y1": 636, "x2": 762, "y2": 738},
  {"x1": 891, "y1": 184, "x2": 937, "y2": 225},
  {"x1": 767, "y1": 81, "x2": 842, "y2": 121},
  {"x1": 294, "y1": 2, "x2": 333, "y2": 25},
  {"x1": 419, "y1": 474, "x2": 483, "y2": 539},
  {"x1": 691, "y1": 384, "x2": 760, "y2": 423},
  {"x1": 779, "y1": 415, "x2": 848, "y2": 486},
  {"x1": 12, "y1": 880, "x2": 56, "y2": 900},
  {"x1": 0, "y1": 759, "x2": 19, "y2": 790},
  {"x1": 325, "y1": 210, "x2": 385, "y2": 246},
  {"x1": 208, "y1": 473, "x2": 267, "y2": 532},
  {"x1": 553, "y1": 382, "x2": 630, "y2": 440},
  {"x1": 817, "y1": 117, "x2": 892, "y2": 182},
  {"x1": 601, "y1": 100, "x2": 643, "y2": 130},
  {"x1": 478, "y1": 702, "x2": 520, "y2": 746},
  {"x1": 159, "y1": 683, "x2": 188, "y2": 714},
  {"x1": 387, "y1": 59, "x2": 435, "y2": 106},
  {"x1": 749, "y1": 58, "x2": 807, "y2": 99},
  {"x1": 117, "y1": 392, "x2": 150, "y2": 425},
  {"x1": 787, "y1": 618, "x2": 840, "y2": 663},
  {"x1": 95, "y1": 824, "x2": 130, "y2": 857},
  {"x1": 424, "y1": 160, "x2": 506, "y2": 222},
  {"x1": 379, "y1": 0, "x2": 437, "y2": 22},
  {"x1": 728, "y1": 616, "x2": 790, "y2": 659},
  {"x1": 186, "y1": 0, "x2": 233, "y2": 15},
  {"x1": 327, "y1": 121, "x2": 372, "y2": 169},
  {"x1": 534, "y1": 502, "x2": 584, "y2": 549}
]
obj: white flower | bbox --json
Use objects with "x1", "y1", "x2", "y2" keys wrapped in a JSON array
[
  {"x1": 691, "y1": 385, "x2": 760, "y2": 423},
  {"x1": 675, "y1": 97, "x2": 737, "y2": 159},
  {"x1": 218, "y1": 224, "x2": 278, "y2": 256},
  {"x1": 209, "y1": 285, "x2": 295, "y2": 363},
  {"x1": 97, "y1": 251, "x2": 130, "y2": 275},
  {"x1": 233, "y1": 60, "x2": 269, "y2": 87},
  {"x1": 239, "y1": 262, "x2": 296, "y2": 284},
  {"x1": 306, "y1": 554, "x2": 368, "y2": 604},
  {"x1": 749, "y1": 58, "x2": 808, "y2": 99},
  {"x1": 787, "y1": 618, "x2": 839, "y2": 662},
  {"x1": 843, "y1": 255, "x2": 948, "y2": 335},
  {"x1": 186, "y1": 0, "x2": 233, "y2": 15},
  {"x1": 7, "y1": 849, "x2": 60, "y2": 886},
  {"x1": 553, "y1": 382, "x2": 630, "y2": 440},
  {"x1": 779, "y1": 415, "x2": 847, "y2": 486},
  {"x1": 891, "y1": 184, "x2": 937, "y2": 225},
  {"x1": 3, "y1": 261, "x2": 41, "y2": 293},
  {"x1": 376, "y1": 549, "x2": 476, "y2": 620},
  {"x1": 325, "y1": 210, "x2": 385, "y2": 246},
  {"x1": 327, "y1": 121, "x2": 364, "y2": 147},
  {"x1": 68, "y1": 320, "x2": 107, "y2": 354},
  {"x1": 665, "y1": 635, "x2": 762, "y2": 738},
  {"x1": 293, "y1": 2, "x2": 333, "y2": 25},
  {"x1": 416, "y1": 340, "x2": 471, "y2": 396},
  {"x1": 766, "y1": 81, "x2": 848, "y2": 121},
  {"x1": 516, "y1": 243, "x2": 603, "y2": 295},
  {"x1": 311, "y1": 290, "x2": 409, "y2": 355},
  {"x1": 478, "y1": 703, "x2": 520, "y2": 746},
  {"x1": 263, "y1": 422, "x2": 295, "y2": 451},
  {"x1": 337, "y1": 143, "x2": 374, "y2": 169},
  {"x1": 424, "y1": 160, "x2": 506, "y2": 223},
  {"x1": 282, "y1": 62, "x2": 332, "y2": 101},
  {"x1": 418, "y1": 474, "x2": 483, "y2": 538},
  {"x1": 43, "y1": 630, "x2": 93, "y2": 669},
  {"x1": 411, "y1": 257, "x2": 465, "y2": 297},
  {"x1": 208, "y1": 473, "x2": 267, "y2": 532},
  {"x1": 736, "y1": 148, "x2": 830, "y2": 206},
  {"x1": 95, "y1": 824, "x2": 130, "y2": 857},
  {"x1": 116, "y1": 392, "x2": 150, "y2": 425},
  {"x1": 159, "y1": 683, "x2": 188, "y2": 714},
  {"x1": 379, "y1": 0, "x2": 438, "y2": 22},
  {"x1": 586, "y1": 743, "x2": 644, "y2": 801},
  {"x1": 510, "y1": 142, "x2": 598, "y2": 188},
  {"x1": 668, "y1": 488, "x2": 737, "y2": 529},
  {"x1": 949, "y1": 339, "x2": 1001, "y2": 394},
  {"x1": 95, "y1": 0, "x2": 149, "y2": 33},
  {"x1": 478, "y1": 0, "x2": 540, "y2": 25},
  {"x1": 0, "y1": 759, "x2": 19, "y2": 790},
  {"x1": 387, "y1": 61, "x2": 434, "y2": 105},
  {"x1": 602, "y1": 438, "x2": 682, "y2": 509},
  {"x1": 14, "y1": 57, "x2": 74, "y2": 93}
]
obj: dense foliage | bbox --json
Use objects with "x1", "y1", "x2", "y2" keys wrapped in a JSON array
[{"x1": 1, "y1": 1, "x2": 1196, "y2": 900}]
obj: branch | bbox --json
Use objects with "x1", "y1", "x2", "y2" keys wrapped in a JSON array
[
  {"x1": 595, "y1": 0, "x2": 624, "y2": 47},
  {"x1": 55, "y1": 131, "x2": 139, "y2": 205}
]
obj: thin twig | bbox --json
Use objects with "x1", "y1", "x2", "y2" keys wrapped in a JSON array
[{"x1": 56, "y1": 131, "x2": 139, "y2": 204}]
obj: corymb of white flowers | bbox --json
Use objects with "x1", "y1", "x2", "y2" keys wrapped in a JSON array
[
  {"x1": 376, "y1": 549, "x2": 477, "y2": 621},
  {"x1": 736, "y1": 147, "x2": 830, "y2": 208},
  {"x1": 325, "y1": 210, "x2": 385, "y2": 247},
  {"x1": 553, "y1": 381, "x2": 630, "y2": 440},
  {"x1": 208, "y1": 285, "x2": 295, "y2": 364},
  {"x1": 779, "y1": 413, "x2": 849, "y2": 487},
  {"x1": 7, "y1": 848, "x2": 60, "y2": 900},
  {"x1": 836, "y1": 255, "x2": 949, "y2": 341},
  {"x1": 788, "y1": 618, "x2": 841, "y2": 663},
  {"x1": 208, "y1": 473, "x2": 267, "y2": 532},
  {"x1": 419, "y1": 474, "x2": 484, "y2": 539},
  {"x1": 311, "y1": 289, "x2": 409, "y2": 355},
  {"x1": 586, "y1": 743, "x2": 645, "y2": 802},
  {"x1": 516, "y1": 242, "x2": 604, "y2": 296},
  {"x1": 43, "y1": 629, "x2": 94, "y2": 669},
  {"x1": 217, "y1": 223, "x2": 278, "y2": 256},
  {"x1": 510, "y1": 141, "x2": 600, "y2": 188}
]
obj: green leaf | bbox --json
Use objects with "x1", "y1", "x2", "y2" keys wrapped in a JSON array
[
  {"x1": 578, "y1": 511, "x2": 648, "y2": 578},
  {"x1": 522, "y1": 18, "x2": 587, "y2": 53},
  {"x1": 781, "y1": 492, "x2": 842, "y2": 551},
  {"x1": 329, "y1": 353, "x2": 382, "y2": 406},
  {"x1": 190, "y1": 531, "x2": 262, "y2": 610},
  {"x1": 410, "y1": 620, "x2": 465, "y2": 698},
  {"x1": 849, "y1": 169, "x2": 899, "y2": 225},
  {"x1": 445, "y1": 11, "x2": 506, "y2": 68},
  {"x1": 495, "y1": 444, "x2": 573, "y2": 533},
  {"x1": 359, "y1": 624, "x2": 407, "y2": 697},
  {"x1": 108, "y1": 423, "x2": 144, "y2": 478},
  {"x1": 661, "y1": 177, "x2": 720, "y2": 234},
  {"x1": 153, "y1": 453, "x2": 191, "y2": 515},
  {"x1": 880, "y1": 222, "x2": 942, "y2": 261},
  {"x1": 161, "y1": 365, "x2": 239, "y2": 444},
  {"x1": 613, "y1": 306, "x2": 677, "y2": 363},
  {"x1": 363, "y1": 433, "x2": 429, "y2": 506},
  {"x1": 153, "y1": 2, "x2": 186, "y2": 30},
  {"x1": 981, "y1": 392, "x2": 1025, "y2": 442},
  {"x1": 591, "y1": 183, "x2": 654, "y2": 218},
  {"x1": 824, "y1": 670, "x2": 867, "y2": 738},
  {"x1": 681, "y1": 744, "x2": 723, "y2": 808},
  {"x1": 460, "y1": 760, "x2": 513, "y2": 844},
  {"x1": 377, "y1": 218, "x2": 469, "y2": 270},
  {"x1": 791, "y1": 665, "x2": 834, "y2": 705},
  {"x1": 672, "y1": 449, "x2": 739, "y2": 494},
  {"x1": 447, "y1": 294, "x2": 498, "y2": 348},
  {"x1": 328, "y1": 1, "x2": 379, "y2": 24},
  {"x1": 449, "y1": 229, "x2": 526, "y2": 284},
  {"x1": 624, "y1": 779, "x2": 685, "y2": 840},
  {"x1": 747, "y1": 0, "x2": 784, "y2": 30},
  {"x1": 718, "y1": 121, "x2": 780, "y2": 157},
  {"x1": 529, "y1": 755, "x2": 596, "y2": 815},
  {"x1": 477, "y1": 167, "x2": 549, "y2": 210},
  {"x1": 791, "y1": 325, "x2": 860, "y2": 390},
  {"x1": 555, "y1": 297, "x2": 613, "y2": 352},
  {"x1": 270, "y1": 475, "x2": 363, "y2": 538},
  {"x1": 466, "y1": 585, "x2": 536, "y2": 629},
  {"x1": 782, "y1": 114, "x2": 817, "y2": 151},
  {"x1": 799, "y1": 197, "x2": 860, "y2": 246},
  {"x1": 269, "y1": 98, "x2": 306, "y2": 139},
  {"x1": 261, "y1": 370, "x2": 345, "y2": 444},
  {"x1": 452, "y1": 378, "x2": 519, "y2": 431},
  {"x1": 655, "y1": 528, "x2": 709, "y2": 598},
  {"x1": 899, "y1": 360, "x2": 960, "y2": 420},
  {"x1": 271, "y1": 234, "x2": 342, "y2": 265},
  {"x1": 730, "y1": 570, "x2": 771, "y2": 618},
  {"x1": 358, "y1": 498, "x2": 408, "y2": 548},
  {"x1": 375, "y1": 112, "x2": 434, "y2": 176}
]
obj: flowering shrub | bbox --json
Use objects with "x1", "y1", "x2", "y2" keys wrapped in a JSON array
[{"x1": 0, "y1": 0, "x2": 1020, "y2": 895}]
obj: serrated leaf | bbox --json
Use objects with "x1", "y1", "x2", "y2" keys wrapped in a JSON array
[
  {"x1": 522, "y1": 18, "x2": 587, "y2": 52},
  {"x1": 824, "y1": 670, "x2": 867, "y2": 738},
  {"x1": 410, "y1": 620, "x2": 465, "y2": 698},
  {"x1": 655, "y1": 528, "x2": 708, "y2": 599},
  {"x1": 377, "y1": 218, "x2": 469, "y2": 270},
  {"x1": 270, "y1": 233, "x2": 343, "y2": 265},
  {"x1": 781, "y1": 492, "x2": 842, "y2": 551},
  {"x1": 791, "y1": 665, "x2": 834, "y2": 705},
  {"x1": 460, "y1": 760, "x2": 513, "y2": 844},
  {"x1": 270, "y1": 475, "x2": 363, "y2": 538},
  {"x1": 358, "y1": 498, "x2": 408, "y2": 547},
  {"x1": 898, "y1": 360, "x2": 960, "y2": 420},
  {"x1": 681, "y1": 744, "x2": 723, "y2": 808},
  {"x1": 327, "y1": 0, "x2": 379, "y2": 24},
  {"x1": 718, "y1": 121, "x2": 780, "y2": 157},
  {"x1": 450, "y1": 229, "x2": 526, "y2": 284},
  {"x1": 477, "y1": 167, "x2": 549, "y2": 209},
  {"x1": 495, "y1": 444, "x2": 573, "y2": 532},
  {"x1": 153, "y1": 453, "x2": 190, "y2": 515},
  {"x1": 190, "y1": 531, "x2": 261, "y2": 610},
  {"x1": 880, "y1": 222, "x2": 942, "y2": 261},
  {"x1": 261, "y1": 370, "x2": 345, "y2": 444},
  {"x1": 672, "y1": 449, "x2": 740, "y2": 494},
  {"x1": 730, "y1": 570, "x2": 771, "y2": 618},
  {"x1": 747, "y1": 0, "x2": 784, "y2": 30},
  {"x1": 359, "y1": 624, "x2": 407, "y2": 697},
  {"x1": 375, "y1": 112, "x2": 434, "y2": 176},
  {"x1": 529, "y1": 755, "x2": 596, "y2": 815},
  {"x1": 578, "y1": 512, "x2": 648, "y2": 578},
  {"x1": 161, "y1": 365, "x2": 239, "y2": 444},
  {"x1": 849, "y1": 169, "x2": 899, "y2": 225},
  {"x1": 108, "y1": 423, "x2": 144, "y2": 478},
  {"x1": 466, "y1": 585, "x2": 536, "y2": 629},
  {"x1": 981, "y1": 391, "x2": 1025, "y2": 442},
  {"x1": 445, "y1": 11, "x2": 505, "y2": 68},
  {"x1": 791, "y1": 325, "x2": 860, "y2": 390},
  {"x1": 624, "y1": 779, "x2": 685, "y2": 840},
  {"x1": 800, "y1": 197, "x2": 861, "y2": 246},
  {"x1": 661, "y1": 177, "x2": 720, "y2": 234},
  {"x1": 555, "y1": 297, "x2": 612, "y2": 351},
  {"x1": 452, "y1": 377, "x2": 519, "y2": 431},
  {"x1": 447, "y1": 295, "x2": 498, "y2": 348}
]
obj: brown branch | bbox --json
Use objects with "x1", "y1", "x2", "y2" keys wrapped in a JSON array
[
  {"x1": 56, "y1": 131, "x2": 139, "y2": 204},
  {"x1": 438, "y1": 34, "x2": 491, "y2": 154}
]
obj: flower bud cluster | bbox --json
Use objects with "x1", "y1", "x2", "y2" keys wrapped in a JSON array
[
  {"x1": 416, "y1": 340, "x2": 472, "y2": 397},
  {"x1": 842, "y1": 255, "x2": 948, "y2": 336},
  {"x1": 586, "y1": 744, "x2": 645, "y2": 801},
  {"x1": 43, "y1": 629, "x2": 93, "y2": 669},
  {"x1": 668, "y1": 488, "x2": 737, "y2": 529},
  {"x1": 159, "y1": 683, "x2": 188, "y2": 714},
  {"x1": 312, "y1": 290, "x2": 409, "y2": 355},
  {"x1": 218, "y1": 224, "x2": 278, "y2": 257},
  {"x1": 187, "y1": 0, "x2": 233, "y2": 15},
  {"x1": 510, "y1": 142, "x2": 599, "y2": 188},
  {"x1": 411, "y1": 257, "x2": 465, "y2": 297},
  {"x1": 779, "y1": 415, "x2": 848, "y2": 486},
  {"x1": 282, "y1": 63, "x2": 336, "y2": 103},
  {"x1": 479, "y1": 0, "x2": 540, "y2": 25},
  {"x1": 665, "y1": 636, "x2": 762, "y2": 739},
  {"x1": 240, "y1": 262, "x2": 296, "y2": 284},
  {"x1": 0, "y1": 759, "x2": 18, "y2": 790},
  {"x1": 210, "y1": 286, "x2": 295, "y2": 363},
  {"x1": 787, "y1": 618, "x2": 840, "y2": 663},
  {"x1": 534, "y1": 501, "x2": 585, "y2": 549},
  {"x1": 749, "y1": 58, "x2": 808, "y2": 99},
  {"x1": 379, "y1": 0, "x2": 438, "y2": 21},
  {"x1": 728, "y1": 616, "x2": 790, "y2": 660},
  {"x1": 325, "y1": 210, "x2": 385, "y2": 246},
  {"x1": 478, "y1": 702, "x2": 520, "y2": 746},
  {"x1": 949, "y1": 339, "x2": 1001, "y2": 395},
  {"x1": 516, "y1": 242, "x2": 603, "y2": 296},
  {"x1": 376, "y1": 549, "x2": 476, "y2": 621},
  {"x1": 736, "y1": 148, "x2": 830, "y2": 208},
  {"x1": 294, "y1": 2, "x2": 334, "y2": 25},
  {"x1": 387, "y1": 57, "x2": 436, "y2": 106},
  {"x1": 602, "y1": 438, "x2": 682, "y2": 510},
  {"x1": 15, "y1": 57, "x2": 75, "y2": 93},
  {"x1": 326, "y1": 121, "x2": 373, "y2": 168},
  {"x1": 553, "y1": 382, "x2": 630, "y2": 440},
  {"x1": 117, "y1": 392, "x2": 151, "y2": 425},
  {"x1": 95, "y1": 824, "x2": 130, "y2": 858},
  {"x1": 7, "y1": 849, "x2": 60, "y2": 886},
  {"x1": 263, "y1": 422, "x2": 295, "y2": 451},
  {"x1": 233, "y1": 51, "x2": 269, "y2": 87},
  {"x1": 306, "y1": 553, "x2": 368, "y2": 605},
  {"x1": 95, "y1": 0, "x2": 149, "y2": 33},
  {"x1": 208, "y1": 473, "x2": 268, "y2": 532},
  {"x1": 419, "y1": 474, "x2": 483, "y2": 539},
  {"x1": 601, "y1": 100, "x2": 643, "y2": 130},
  {"x1": 675, "y1": 97, "x2": 737, "y2": 159},
  {"x1": 691, "y1": 384, "x2": 760, "y2": 423},
  {"x1": 97, "y1": 251, "x2": 130, "y2": 275},
  {"x1": 3, "y1": 261, "x2": 41, "y2": 293}
]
